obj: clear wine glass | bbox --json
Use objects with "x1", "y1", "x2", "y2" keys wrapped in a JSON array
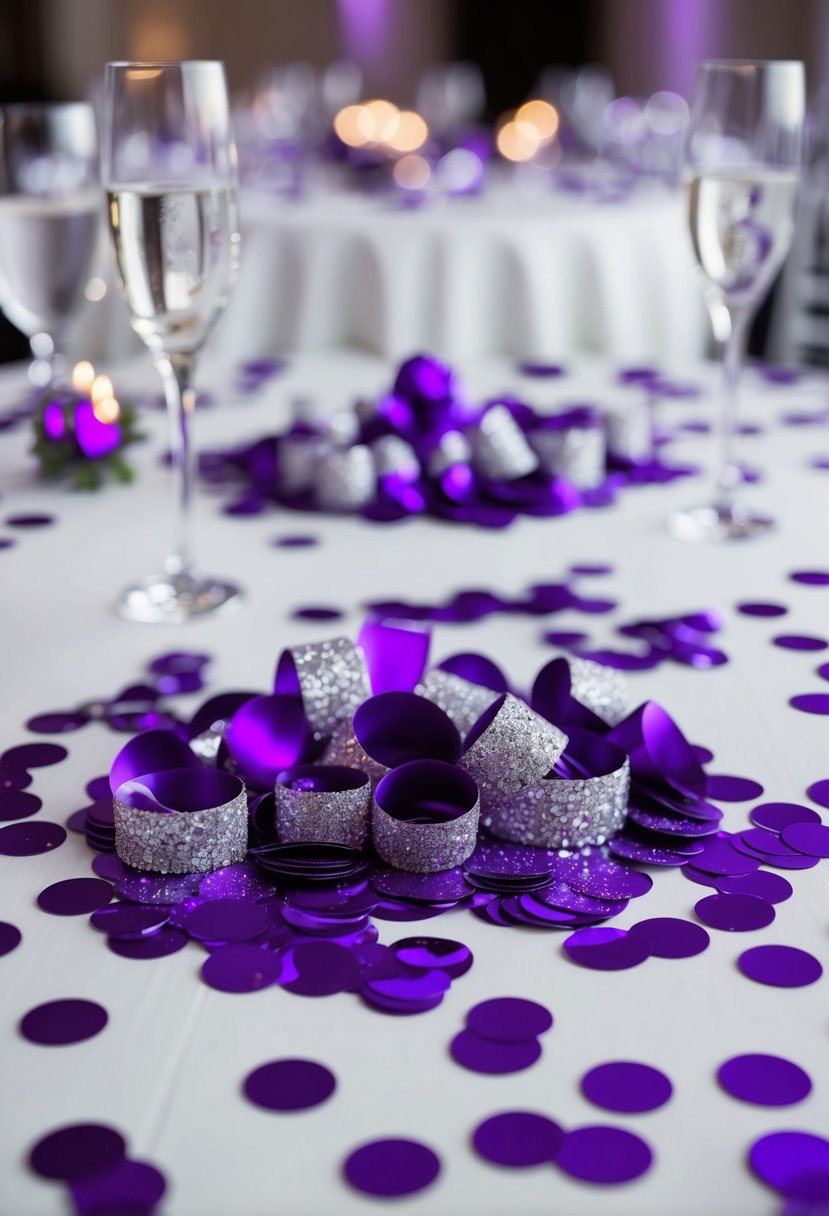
[
  {"x1": 101, "y1": 61, "x2": 242, "y2": 623},
  {"x1": 669, "y1": 60, "x2": 804, "y2": 542},
  {"x1": 0, "y1": 102, "x2": 99, "y2": 389}
]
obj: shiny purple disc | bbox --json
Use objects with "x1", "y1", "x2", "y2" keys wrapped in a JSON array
[
  {"x1": 563, "y1": 927, "x2": 652, "y2": 970},
  {"x1": 555, "y1": 1125, "x2": 653, "y2": 1184},
  {"x1": 25, "y1": 711, "x2": 90, "y2": 734},
  {"x1": 90, "y1": 903, "x2": 171, "y2": 939},
  {"x1": 791, "y1": 570, "x2": 829, "y2": 585},
  {"x1": 292, "y1": 605, "x2": 344, "y2": 621},
  {"x1": 562, "y1": 857, "x2": 653, "y2": 900},
  {"x1": 581, "y1": 1061, "x2": 673, "y2": 1113},
  {"x1": 108, "y1": 926, "x2": 189, "y2": 960},
  {"x1": 737, "y1": 602, "x2": 788, "y2": 617},
  {"x1": 0, "y1": 920, "x2": 21, "y2": 956},
  {"x1": 37, "y1": 878, "x2": 113, "y2": 916},
  {"x1": 738, "y1": 828, "x2": 803, "y2": 857},
  {"x1": 243, "y1": 1058, "x2": 336, "y2": 1110},
  {"x1": 719, "y1": 1053, "x2": 812, "y2": 1107},
  {"x1": 69, "y1": 1159, "x2": 166, "y2": 1213},
  {"x1": 0, "y1": 821, "x2": 66, "y2": 855},
  {"x1": 0, "y1": 791, "x2": 41, "y2": 820},
  {"x1": 5, "y1": 513, "x2": 55, "y2": 528},
  {"x1": 0, "y1": 764, "x2": 31, "y2": 792},
  {"x1": 752, "y1": 803, "x2": 822, "y2": 832},
  {"x1": 20, "y1": 998, "x2": 108, "y2": 1045},
  {"x1": 750, "y1": 1131, "x2": 829, "y2": 1198},
  {"x1": 182, "y1": 899, "x2": 269, "y2": 943},
  {"x1": 807, "y1": 779, "x2": 829, "y2": 809},
  {"x1": 738, "y1": 945, "x2": 823, "y2": 988},
  {"x1": 86, "y1": 775, "x2": 110, "y2": 800},
  {"x1": 343, "y1": 1138, "x2": 441, "y2": 1197},
  {"x1": 628, "y1": 917, "x2": 710, "y2": 959},
  {"x1": 272, "y1": 534, "x2": 319, "y2": 548},
  {"x1": 782, "y1": 822, "x2": 829, "y2": 857},
  {"x1": 466, "y1": 997, "x2": 553, "y2": 1042},
  {"x1": 284, "y1": 941, "x2": 361, "y2": 996},
  {"x1": 695, "y1": 893, "x2": 775, "y2": 931},
  {"x1": 29, "y1": 1122, "x2": 126, "y2": 1181},
  {"x1": 791, "y1": 694, "x2": 829, "y2": 715},
  {"x1": 370, "y1": 866, "x2": 473, "y2": 902},
  {"x1": 716, "y1": 872, "x2": 793, "y2": 903},
  {"x1": 391, "y1": 937, "x2": 473, "y2": 978},
  {"x1": 692, "y1": 836, "x2": 761, "y2": 876},
  {"x1": 2, "y1": 742, "x2": 67, "y2": 767},
  {"x1": 450, "y1": 1029, "x2": 542, "y2": 1074},
  {"x1": 706, "y1": 774, "x2": 765, "y2": 801},
  {"x1": 773, "y1": 635, "x2": 828, "y2": 652},
  {"x1": 472, "y1": 1111, "x2": 564, "y2": 1166}
]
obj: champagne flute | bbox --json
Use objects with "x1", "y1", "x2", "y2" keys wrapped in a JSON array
[
  {"x1": 670, "y1": 60, "x2": 804, "y2": 542},
  {"x1": 101, "y1": 61, "x2": 242, "y2": 623},
  {"x1": 0, "y1": 103, "x2": 99, "y2": 389}
]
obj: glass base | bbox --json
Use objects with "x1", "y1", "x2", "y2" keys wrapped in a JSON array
[
  {"x1": 668, "y1": 503, "x2": 774, "y2": 543},
  {"x1": 117, "y1": 569, "x2": 243, "y2": 624}
]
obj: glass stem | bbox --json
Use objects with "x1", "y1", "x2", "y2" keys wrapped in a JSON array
[
  {"x1": 156, "y1": 353, "x2": 196, "y2": 577},
  {"x1": 715, "y1": 310, "x2": 749, "y2": 515}
]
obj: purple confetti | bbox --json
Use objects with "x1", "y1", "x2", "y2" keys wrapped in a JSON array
[
  {"x1": 183, "y1": 899, "x2": 270, "y2": 944},
  {"x1": 472, "y1": 1111, "x2": 564, "y2": 1167},
  {"x1": 343, "y1": 1138, "x2": 441, "y2": 1198},
  {"x1": 2, "y1": 742, "x2": 67, "y2": 768},
  {"x1": 752, "y1": 803, "x2": 822, "y2": 832},
  {"x1": 750, "y1": 1131, "x2": 829, "y2": 1199},
  {"x1": 719, "y1": 1053, "x2": 812, "y2": 1107},
  {"x1": 563, "y1": 926, "x2": 652, "y2": 970},
  {"x1": 790, "y1": 571, "x2": 829, "y2": 586},
  {"x1": 706, "y1": 774, "x2": 765, "y2": 802},
  {"x1": 737, "y1": 602, "x2": 789, "y2": 618},
  {"x1": 0, "y1": 791, "x2": 41, "y2": 821},
  {"x1": 25, "y1": 711, "x2": 90, "y2": 734},
  {"x1": 69, "y1": 1159, "x2": 166, "y2": 1214},
  {"x1": 773, "y1": 635, "x2": 828, "y2": 652},
  {"x1": 37, "y1": 878, "x2": 113, "y2": 916},
  {"x1": 555, "y1": 1125, "x2": 653, "y2": 1184},
  {"x1": 108, "y1": 927, "x2": 189, "y2": 960},
  {"x1": 790, "y1": 694, "x2": 829, "y2": 715},
  {"x1": 581, "y1": 1061, "x2": 673, "y2": 1113},
  {"x1": 466, "y1": 997, "x2": 553, "y2": 1042},
  {"x1": 291, "y1": 605, "x2": 345, "y2": 622},
  {"x1": 283, "y1": 941, "x2": 361, "y2": 996},
  {"x1": 243, "y1": 1058, "x2": 336, "y2": 1110},
  {"x1": 450, "y1": 1029, "x2": 542, "y2": 1074},
  {"x1": 807, "y1": 779, "x2": 829, "y2": 809},
  {"x1": 0, "y1": 820, "x2": 66, "y2": 855},
  {"x1": 0, "y1": 920, "x2": 22, "y2": 957},
  {"x1": 695, "y1": 892, "x2": 775, "y2": 931},
  {"x1": 782, "y1": 822, "x2": 829, "y2": 858},
  {"x1": 90, "y1": 903, "x2": 171, "y2": 939},
  {"x1": 28, "y1": 1123, "x2": 126, "y2": 1182},
  {"x1": 628, "y1": 917, "x2": 710, "y2": 959},
  {"x1": 20, "y1": 998, "x2": 108, "y2": 1046},
  {"x1": 390, "y1": 937, "x2": 473, "y2": 978},
  {"x1": 0, "y1": 765, "x2": 31, "y2": 792},
  {"x1": 5, "y1": 513, "x2": 55, "y2": 528},
  {"x1": 716, "y1": 872, "x2": 793, "y2": 903},
  {"x1": 272, "y1": 534, "x2": 320, "y2": 549}
]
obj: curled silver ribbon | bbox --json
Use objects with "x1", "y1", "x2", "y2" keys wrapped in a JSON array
[
  {"x1": 416, "y1": 669, "x2": 501, "y2": 736},
  {"x1": 459, "y1": 693, "x2": 568, "y2": 800},
  {"x1": 275, "y1": 765, "x2": 371, "y2": 849},
  {"x1": 567, "y1": 656, "x2": 630, "y2": 726},
  {"x1": 371, "y1": 435, "x2": 420, "y2": 480},
  {"x1": 114, "y1": 780, "x2": 248, "y2": 874},
  {"x1": 275, "y1": 637, "x2": 371, "y2": 737},
  {"x1": 314, "y1": 445, "x2": 375, "y2": 511},
  {"x1": 372, "y1": 760, "x2": 480, "y2": 872},
  {"x1": 467, "y1": 405, "x2": 539, "y2": 480},
  {"x1": 604, "y1": 399, "x2": 651, "y2": 462},
  {"x1": 530, "y1": 426, "x2": 606, "y2": 489},
  {"x1": 278, "y1": 433, "x2": 332, "y2": 496}
]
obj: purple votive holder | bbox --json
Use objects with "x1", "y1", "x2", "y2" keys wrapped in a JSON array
[
  {"x1": 275, "y1": 765, "x2": 371, "y2": 849},
  {"x1": 114, "y1": 768, "x2": 247, "y2": 874},
  {"x1": 459, "y1": 693, "x2": 568, "y2": 801},
  {"x1": 372, "y1": 760, "x2": 480, "y2": 872}
]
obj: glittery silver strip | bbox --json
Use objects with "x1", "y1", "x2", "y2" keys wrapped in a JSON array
[
  {"x1": 530, "y1": 427, "x2": 606, "y2": 489},
  {"x1": 604, "y1": 400, "x2": 651, "y2": 462},
  {"x1": 188, "y1": 727, "x2": 223, "y2": 765},
  {"x1": 320, "y1": 722, "x2": 388, "y2": 784},
  {"x1": 567, "y1": 656, "x2": 630, "y2": 726},
  {"x1": 371, "y1": 435, "x2": 420, "y2": 479},
  {"x1": 280, "y1": 637, "x2": 371, "y2": 736},
  {"x1": 427, "y1": 430, "x2": 472, "y2": 478},
  {"x1": 482, "y1": 756, "x2": 630, "y2": 850},
  {"x1": 279, "y1": 433, "x2": 332, "y2": 495},
  {"x1": 314, "y1": 445, "x2": 375, "y2": 511},
  {"x1": 417, "y1": 669, "x2": 500, "y2": 737},
  {"x1": 459, "y1": 693, "x2": 568, "y2": 799},
  {"x1": 467, "y1": 405, "x2": 539, "y2": 480},
  {"x1": 324, "y1": 410, "x2": 360, "y2": 447},
  {"x1": 275, "y1": 776, "x2": 371, "y2": 850},
  {"x1": 371, "y1": 798, "x2": 480, "y2": 873},
  {"x1": 113, "y1": 788, "x2": 248, "y2": 874}
]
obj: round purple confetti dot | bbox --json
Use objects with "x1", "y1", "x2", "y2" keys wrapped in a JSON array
[
  {"x1": 628, "y1": 917, "x2": 710, "y2": 959},
  {"x1": 25, "y1": 711, "x2": 90, "y2": 734},
  {"x1": 284, "y1": 941, "x2": 361, "y2": 996},
  {"x1": 581, "y1": 1061, "x2": 673, "y2": 1113},
  {"x1": 750, "y1": 1131, "x2": 829, "y2": 1198},
  {"x1": 563, "y1": 926, "x2": 652, "y2": 971},
  {"x1": 472, "y1": 1111, "x2": 564, "y2": 1167},
  {"x1": 37, "y1": 878, "x2": 113, "y2": 916},
  {"x1": 391, "y1": 936, "x2": 473, "y2": 978},
  {"x1": 752, "y1": 803, "x2": 822, "y2": 832},
  {"x1": 716, "y1": 872, "x2": 793, "y2": 903},
  {"x1": 791, "y1": 694, "x2": 829, "y2": 715},
  {"x1": 90, "y1": 903, "x2": 171, "y2": 939},
  {"x1": 719, "y1": 1053, "x2": 812, "y2": 1107},
  {"x1": 243, "y1": 1058, "x2": 336, "y2": 1111},
  {"x1": 272, "y1": 534, "x2": 319, "y2": 549},
  {"x1": 773, "y1": 635, "x2": 828, "y2": 652},
  {"x1": 0, "y1": 790, "x2": 41, "y2": 821},
  {"x1": 0, "y1": 920, "x2": 22, "y2": 957},
  {"x1": 807, "y1": 779, "x2": 829, "y2": 810},
  {"x1": 69, "y1": 1159, "x2": 166, "y2": 1214},
  {"x1": 569, "y1": 562, "x2": 614, "y2": 576},
  {"x1": 29, "y1": 1123, "x2": 126, "y2": 1181},
  {"x1": 86, "y1": 775, "x2": 111, "y2": 801},
  {"x1": 791, "y1": 570, "x2": 829, "y2": 586},
  {"x1": 0, "y1": 820, "x2": 66, "y2": 856},
  {"x1": 450, "y1": 1030, "x2": 542, "y2": 1074},
  {"x1": 0, "y1": 764, "x2": 31, "y2": 792},
  {"x1": 466, "y1": 996, "x2": 553, "y2": 1042},
  {"x1": 108, "y1": 926, "x2": 189, "y2": 960},
  {"x1": 0, "y1": 536, "x2": 15, "y2": 549},
  {"x1": 202, "y1": 945, "x2": 282, "y2": 993},
  {"x1": 737, "y1": 602, "x2": 789, "y2": 618},
  {"x1": 291, "y1": 605, "x2": 345, "y2": 622},
  {"x1": 343, "y1": 1138, "x2": 441, "y2": 1198},
  {"x1": 1, "y1": 742, "x2": 67, "y2": 768},
  {"x1": 555, "y1": 1125, "x2": 653, "y2": 1185},
  {"x1": 20, "y1": 998, "x2": 108, "y2": 1046},
  {"x1": 182, "y1": 898, "x2": 269, "y2": 944},
  {"x1": 695, "y1": 892, "x2": 775, "y2": 931},
  {"x1": 4, "y1": 513, "x2": 55, "y2": 528},
  {"x1": 91, "y1": 853, "x2": 128, "y2": 882},
  {"x1": 707, "y1": 774, "x2": 765, "y2": 802},
  {"x1": 782, "y1": 822, "x2": 829, "y2": 858}
]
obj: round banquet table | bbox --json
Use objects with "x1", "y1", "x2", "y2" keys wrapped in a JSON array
[
  {"x1": 73, "y1": 176, "x2": 710, "y2": 366},
  {"x1": 1, "y1": 347, "x2": 828, "y2": 1216}
]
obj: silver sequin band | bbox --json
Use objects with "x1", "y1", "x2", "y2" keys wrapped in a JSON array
[
  {"x1": 530, "y1": 426, "x2": 606, "y2": 490},
  {"x1": 604, "y1": 398, "x2": 651, "y2": 462},
  {"x1": 113, "y1": 785, "x2": 248, "y2": 874},
  {"x1": 314, "y1": 445, "x2": 375, "y2": 511},
  {"x1": 416, "y1": 669, "x2": 501, "y2": 736},
  {"x1": 276, "y1": 636, "x2": 371, "y2": 737},
  {"x1": 459, "y1": 693, "x2": 568, "y2": 800},
  {"x1": 567, "y1": 656, "x2": 630, "y2": 726},
  {"x1": 467, "y1": 405, "x2": 538, "y2": 480},
  {"x1": 320, "y1": 722, "x2": 388, "y2": 784},
  {"x1": 372, "y1": 762, "x2": 480, "y2": 873},
  {"x1": 275, "y1": 765, "x2": 371, "y2": 850},
  {"x1": 482, "y1": 756, "x2": 630, "y2": 850}
]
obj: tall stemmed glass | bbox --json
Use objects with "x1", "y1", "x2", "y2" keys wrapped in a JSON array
[
  {"x1": 670, "y1": 60, "x2": 804, "y2": 542},
  {"x1": 101, "y1": 61, "x2": 241, "y2": 622},
  {"x1": 0, "y1": 103, "x2": 99, "y2": 388}
]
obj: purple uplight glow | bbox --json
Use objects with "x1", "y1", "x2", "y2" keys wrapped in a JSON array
[
  {"x1": 337, "y1": 0, "x2": 392, "y2": 68},
  {"x1": 74, "y1": 401, "x2": 121, "y2": 460}
]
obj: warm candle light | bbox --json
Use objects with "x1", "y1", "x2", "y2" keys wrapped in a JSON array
[
  {"x1": 496, "y1": 115, "x2": 542, "y2": 163},
  {"x1": 358, "y1": 99, "x2": 400, "y2": 143},
  {"x1": 91, "y1": 374, "x2": 114, "y2": 405},
  {"x1": 72, "y1": 361, "x2": 96, "y2": 395},
  {"x1": 387, "y1": 111, "x2": 428, "y2": 153},
  {"x1": 92, "y1": 396, "x2": 121, "y2": 424},
  {"x1": 515, "y1": 99, "x2": 560, "y2": 142},
  {"x1": 392, "y1": 153, "x2": 431, "y2": 190},
  {"x1": 333, "y1": 104, "x2": 368, "y2": 147}
]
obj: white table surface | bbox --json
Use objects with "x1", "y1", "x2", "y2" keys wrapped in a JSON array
[{"x1": 1, "y1": 348, "x2": 828, "y2": 1216}]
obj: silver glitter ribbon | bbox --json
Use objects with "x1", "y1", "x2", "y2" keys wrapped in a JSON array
[
  {"x1": 275, "y1": 768, "x2": 371, "y2": 849},
  {"x1": 279, "y1": 433, "x2": 332, "y2": 495},
  {"x1": 320, "y1": 722, "x2": 388, "y2": 784},
  {"x1": 466, "y1": 405, "x2": 539, "y2": 480},
  {"x1": 567, "y1": 655, "x2": 630, "y2": 727},
  {"x1": 114, "y1": 785, "x2": 248, "y2": 874},
  {"x1": 530, "y1": 426, "x2": 606, "y2": 489},
  {"x1": 604, "y1": 399, "x2": 651, "y2": 462},
  {"x1": 416, "y1": 669, "x2": 501, "y2": 736},
  {"x1": 371, "y1": 793, "x2": 480, "y2": 873},
  {"x1": 277, "y1": 637, "x2": 371, "y2": 737},
  {"x1": 314, "y1": 445, "x2": 376, "y2": 511},
  {"x1": 426, "y1": 430, "x2": 472, "y2": 478},
  {"x1": 371, "y1": 435, "x2": 420, "y2": 480},
  {"x1": 459, "y1": 693, "x2": 568, "y2": 800},
  {"x1": 481, "y1": 757, "x2": 630, "y2": 850}
]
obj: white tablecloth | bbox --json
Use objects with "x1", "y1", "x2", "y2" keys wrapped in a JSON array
[
  {"x1": 1, "y1": 349, "x2": 828, "y2": 1216},
  {"x1": 74, "y1": 179, "x2": 710, "y2": 366}
]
